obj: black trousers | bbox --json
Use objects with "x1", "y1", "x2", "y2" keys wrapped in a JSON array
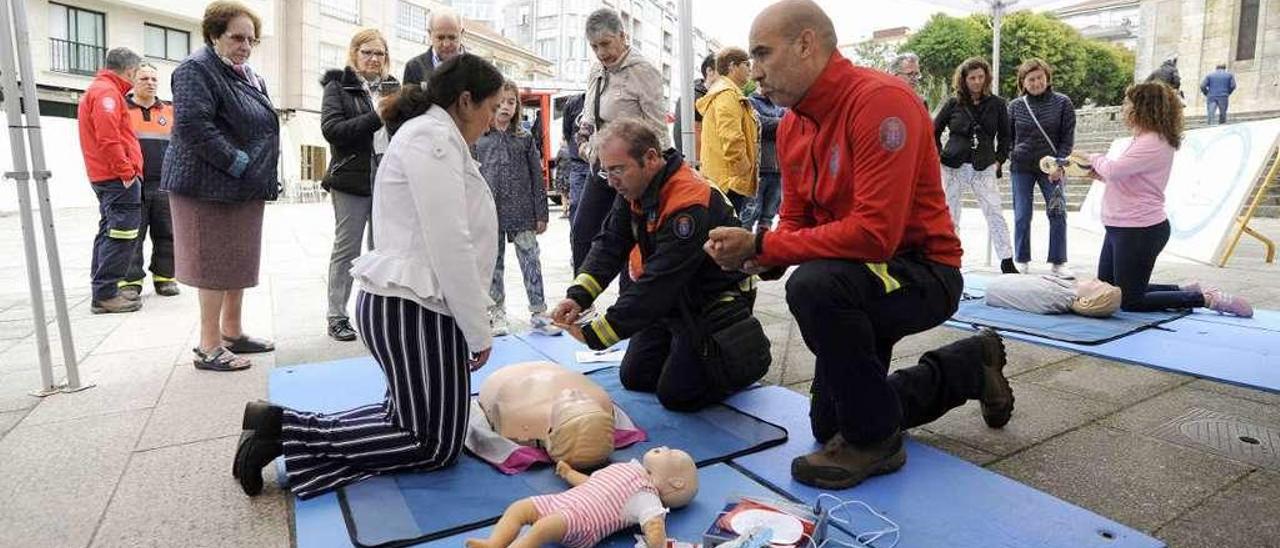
[
  {"x1": 90, "y1": 179, "x2": 142, "y2": 301},
  {"x1": 570, "y1": 169, "x2": 615, "y2": 273},
  {"x1": 619, "y1": 293, "x2": 757, "y2": 411},
  {"x1": 124, "y1": 178, "x2": 176, "y2": 286},
  {"x1": 1097, "y1": 220, "x2": 1203, "y2": 312},
  {"x1": 786, "y1": 256, "x2": 985, "y2": 445}
]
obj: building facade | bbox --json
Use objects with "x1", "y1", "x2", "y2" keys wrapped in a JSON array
[
  {"x1": 500, "y1": 0, "x2": 720, "y2": 113},
  {"x1": 1136, "y1": 0, "x2": 1280, "y2": 114},
  {"x1": 447, "y1": 0, "x2": 500, "y2": 29},
  {"x1": 13, "y1": 0, "x2": 551, "y2": 203},
  {"x1": 1054, "y1": 0, "x2": 1141, "y2": 50}
]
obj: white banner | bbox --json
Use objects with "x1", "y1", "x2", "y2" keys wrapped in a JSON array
[{"x1": 1079, "y1": 117, "x2": 1280, "y2": 265}]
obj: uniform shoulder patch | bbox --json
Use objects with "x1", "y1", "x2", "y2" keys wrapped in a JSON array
[
  {"x1": 879, "y1": 116, "x2": 906, "y2": 152},
  {"x1": 672, "y1": 213, "x2": 695, "y2": 240},
  {"x1": 101, "y1": 96, "x2": 117, "y2": 112}
]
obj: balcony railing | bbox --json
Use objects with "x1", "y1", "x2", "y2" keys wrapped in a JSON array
[{"x1": 50, "y1": 38, "x2": 105, "y2": 76}]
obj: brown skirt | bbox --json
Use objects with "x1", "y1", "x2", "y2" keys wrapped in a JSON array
[{"x1": 169, "y1": 194, "x2": 265, "y2": 290}]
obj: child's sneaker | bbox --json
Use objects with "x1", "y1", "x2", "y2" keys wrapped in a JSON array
[
  {"x1": 490, "y1": 313, "x2": 510, "y2": 337},
  {"x1": 1203, "y1": 288, "x2": 1253, "y2": 318},
  {"x1": 529, "y1": 313, "x2": 563, "y2": 336}
]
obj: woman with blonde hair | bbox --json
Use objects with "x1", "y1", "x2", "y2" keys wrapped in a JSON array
[
  {"x1": 1084, "y1": 82, "x2": 1251, "y2": 316},
  {"x1": 933, "y1": 57, "x2": 1016, "y2": 273},
  {"x1": 320, "y1": 28, "x2": 400, "y2": 341}
]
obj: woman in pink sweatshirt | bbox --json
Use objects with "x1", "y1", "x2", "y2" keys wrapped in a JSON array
[{"x1": 1087, "y1": 82, "x2": 1251, "y2": 316}]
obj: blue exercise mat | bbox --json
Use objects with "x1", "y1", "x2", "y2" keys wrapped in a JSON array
[
  {"x1": 724, "y1": 386, "x2": 1165, "y2": 548},
  {"x1": 950, "y1": 298, "x2": 1188, "y2": 344},
  {"x1": 271, "y1": 360, "x2": 787, "y2": 548},
  {"x1": 516, "y1": 331, "x2": 630, "y2": 369}
]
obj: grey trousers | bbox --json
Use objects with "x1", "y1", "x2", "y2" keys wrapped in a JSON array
[{"x1": 328, "y1": 190, "x2": 374, "y2": 320}]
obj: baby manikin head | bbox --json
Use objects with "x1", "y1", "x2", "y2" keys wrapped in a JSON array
[
  {"x1": 1071, "y1": 279, "x2": 1121, "y2": 317},
  {"x1": 643, "y1": 446, "x2": 698, "y2": 508},
  {"x1": 545, "y1": 390, "x2": 614, "y2": 470}
]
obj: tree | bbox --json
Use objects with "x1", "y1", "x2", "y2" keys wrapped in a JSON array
[
  {"x1": 849, "y1": 40, "x2": 896, "y2": 71},
  {"x1": 903, "y1": 10, "x2": 1134, "y2": 107}
]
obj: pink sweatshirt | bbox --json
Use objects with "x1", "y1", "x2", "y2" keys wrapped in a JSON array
[{"x1": 1089, "y1": 132, "x2": 1175, "y2": 228}]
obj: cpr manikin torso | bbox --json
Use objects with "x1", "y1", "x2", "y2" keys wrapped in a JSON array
[
  {"x1": 985, "y1": 274, "x2": 1121, "y2": 317},
  {"x1": 478, "y1": 361, "x2": 616, "y2": 468}
]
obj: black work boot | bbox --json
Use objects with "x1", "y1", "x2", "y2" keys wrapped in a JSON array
[
  {"x1": 154, "y1": 281, "x2": 181, "y2": 297},
  {"x1": 327, "y1": 317, "x2": 358, "y2": 342},
  {"x1": 976, "y1": 328, "x2": 1014, "y2": 428},
  {"x1": 791, "y1": 431, "x2": 907, "y2": 490}
]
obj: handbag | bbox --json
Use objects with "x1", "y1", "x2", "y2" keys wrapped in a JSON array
[{"x1": 677, "y1": 288, "x2": 771, "y2": 396}]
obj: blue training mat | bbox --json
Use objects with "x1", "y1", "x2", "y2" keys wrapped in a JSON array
[
  {"x1": 950, "y1": 298, "x2": 1188, "y2": 344},
  {"x1": 419, "y1": 462, "x2": 865, "y2": 547},
  {"x1": 271, "y1": 355, "x2": 788, "y2": 548},
  {"x1": 724, "y1": 386, "x2": 1165, "y2": 548},
  {"x1": 516, "y1": 331, "x2": 630, "y2": 369}
]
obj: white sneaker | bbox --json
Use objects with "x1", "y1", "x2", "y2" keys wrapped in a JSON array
[
  {"x1": 529, "y1": 313, "x2": 563, "y2": 336},
  {"x1": 1050, "y1": 263, "x2": 1075, "y2": 280},
  {"x1": 1016, "y1": 262, "x2": 1030, "y2": 274},
  {"x1": 490, "y1": 314, "x2": 510, "y2": 337}
]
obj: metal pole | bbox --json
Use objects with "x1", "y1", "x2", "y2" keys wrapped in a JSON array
[
  {"x1": 0, "y1": 0, "x2": 57, "y2": 395},
  {"x1": 985, "y1": 1, "x2": 1005, "y2": 267},
  {"x1": 677, "y1": 0, "x2": 695, "y2": 157},
  {"x1": 10, "y1": 0, "x2": 83, "y2": 391}
]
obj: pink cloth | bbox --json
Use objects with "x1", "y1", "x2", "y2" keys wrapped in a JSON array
[
  {"x1": 529, "y1": 461, "x2": 656, "y2": 548},
  {"x1": 1089, "y1": 132, "x2": 1175, "y2": 227}
]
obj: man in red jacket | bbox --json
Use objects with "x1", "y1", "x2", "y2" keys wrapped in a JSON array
[
  {"x1": 706, "y1": 0, "x2": 1015, "y2": 490},
  {"x1": 78, "y1": 47, "x2": 144, "y2": 314}
]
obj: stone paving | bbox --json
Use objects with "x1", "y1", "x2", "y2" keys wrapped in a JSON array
[{"x1": 0, "y1": 201, "x2": 1277, "y2": 547}]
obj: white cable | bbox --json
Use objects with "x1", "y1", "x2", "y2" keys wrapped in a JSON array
[{"x1": 813, "y1": 494, "x2": 902, "y2": 548}]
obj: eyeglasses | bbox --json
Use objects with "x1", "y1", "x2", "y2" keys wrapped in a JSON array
[
  {"x1": 359, "y1": 50, "x2": 387, "y2": 58},
  {"x1": 597, "y1": 165, "x2": 629, "y2": 180},
  {"x1": 224, "y1": 34, "x2": 261, "y2": 47}
]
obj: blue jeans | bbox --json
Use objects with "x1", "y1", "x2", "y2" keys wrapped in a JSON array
[
  {"x1": 752, "y1": 171, "x2": 782, "y2": 231},
  {"x1": 1206, "y1": 96, "x2": 1229, "y2": 126},
  {"x1": 726, "y1": 191, "x2": 756, "y2": 229},
  {"x1": 566, "y1": 161, "x2": 590, "y2": 224},
  {"x1": 1097, "y1": 220, "x2": 1203, "y2": 312},
  {"x1": 1010, "y1": 170, "x2": 1067, "y2": 264}
]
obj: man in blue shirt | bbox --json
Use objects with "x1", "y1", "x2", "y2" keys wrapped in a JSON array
[{"x1": 1200, "y1": 64, "x2": 1237, "y2": 126}]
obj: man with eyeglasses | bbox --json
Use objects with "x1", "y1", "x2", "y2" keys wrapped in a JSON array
[
  {"x1": 402, "y1": 8, "x2": 465, "y2": 87},
  {"x1": 889, "y1": 52, "x2": 925, "y2": 107},
  {"x1": 550, "y1": 118, "x2": 769, "y2": 412}
]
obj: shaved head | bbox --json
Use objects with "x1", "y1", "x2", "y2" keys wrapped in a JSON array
[
  {"x1": 755, "y1": 0, "x2": 837, "y2": 55},
  {"x1": 748, "y1": 0, "x2": 836, "y2": 107}
]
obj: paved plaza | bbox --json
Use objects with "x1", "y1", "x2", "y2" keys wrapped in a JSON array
[{"x1": 0, "y1": 201, "x2": 1277, "y2": 547}]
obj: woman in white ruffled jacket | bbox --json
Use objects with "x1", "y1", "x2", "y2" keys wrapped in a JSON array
[{"x1": 231, "y1": 54, "x2": 506, "y2": 499}]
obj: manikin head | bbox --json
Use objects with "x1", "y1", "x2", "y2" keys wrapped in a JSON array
[
  {"x1": 642, "y1": 446, "x2": 698, "y2": 508},
  {"x1": 545, "y1": 390, "x2": 614, "y2": 469},
  {"x1": 1071, "y1": 279, "x2": 1122, "y2": 317}
]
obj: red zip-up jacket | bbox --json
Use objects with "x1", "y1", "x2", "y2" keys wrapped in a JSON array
[
  {"x1": 758, "y1": 52, "x2": 962, "y2": 269},
  {"x1": 78, "y1": 69, "x2": 143, "y2": 184}
]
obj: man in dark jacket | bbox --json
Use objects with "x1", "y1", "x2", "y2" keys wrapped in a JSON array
[
  {"x1": 672, "y1": 54, "x2": 717, "y2": 162},
  {"x1": 1200, "y1": 64, "x2": 1236, "y2": 125},
  {"x1": 551, "y1": 118, "x2": 767, "y2": 411},
  {"x1": 707, "y1": 0, "x2": 1013, "y2": 490},
  {"x1": 123, "y1": 63, "x2": 179, "y2": 300},
  {"x1": 402, "y1": 9, "x2": 465, "y2": 87},
  {"x1": 561, "y1": 93, "x2": 591, "y2": 222},
  {"x1": 319, "y1": 60, "x2": 399, "y2": 341},
  {"x1": 79, "y1": 47, "x2": 144, "y2": 314},
  {"x1": 1146, "y1": 57, "x2": 1182, "y2": 97},
  {"x1": 748, "y1": 91, "x2": 784, "y2": 232}
]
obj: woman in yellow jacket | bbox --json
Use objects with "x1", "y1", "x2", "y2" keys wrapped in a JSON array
[{"x1": 696, "y1": 47, "x2": 759, "y2": 227}]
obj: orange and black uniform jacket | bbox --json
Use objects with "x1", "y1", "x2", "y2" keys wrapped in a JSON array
[
  {"x1": 567, "y1": 151, "x2": 747, "y2": 350},
  {"x1": 125, "y1": 96, "x2": 174, "y2": 181}
]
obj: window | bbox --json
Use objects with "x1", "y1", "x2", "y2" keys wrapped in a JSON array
[
  {"x1": 663, "y1": 31, "x2": 673, "y2": 53},
  {"x1": 319, "y1": 0, "x2": 360, "y2": 24},
  {"x1": 48, "y1": 3, "x2": 105, "y2": 75},
  {"x1": 537, "y1": 38, "x2": 556, "y2": 59},
  {"x1": 144, "y1": 24, "x2": 190, "y2": 62},
  {"x1": 397, "y1": 1, "x2": 428, "y2": 44},
  {"x1": 537, "y1": 15, "x2": 557, "y2": 31},
  {"x1": 319, "y1": 42, "x2": 344, "y2": 71},
  {"x1": 301, "y1": 145, "x2": 328, "y2": 181},
  {"x1": 567, "y1": 37, "x2": 579, "y2": 60},
  {"x1": 1236, "y1": 0, "x2": 1260, "y2": 61}
]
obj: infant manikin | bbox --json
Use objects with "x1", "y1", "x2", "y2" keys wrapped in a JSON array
[
  {"x1": 478, "y1": 361, "x2": 616, "y2": 469},
  {"x1": 985, "y1": 274, "x2": 1121, "y2": 317},
  {"x1": 466, "y1": 446, "x2": 699, "y2": 548}
]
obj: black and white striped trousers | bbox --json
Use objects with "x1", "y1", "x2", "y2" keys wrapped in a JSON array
[{"x1": 280, "y1": 291, "x2": 471, "y2": 499}]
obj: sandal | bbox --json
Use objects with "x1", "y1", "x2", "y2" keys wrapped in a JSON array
[
  {"x1": 193, "y1": 347, "x2": 253, "y2": 372},
  {"x1": 221, "y1": 334, "x2": 276, "y2": 354}
]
